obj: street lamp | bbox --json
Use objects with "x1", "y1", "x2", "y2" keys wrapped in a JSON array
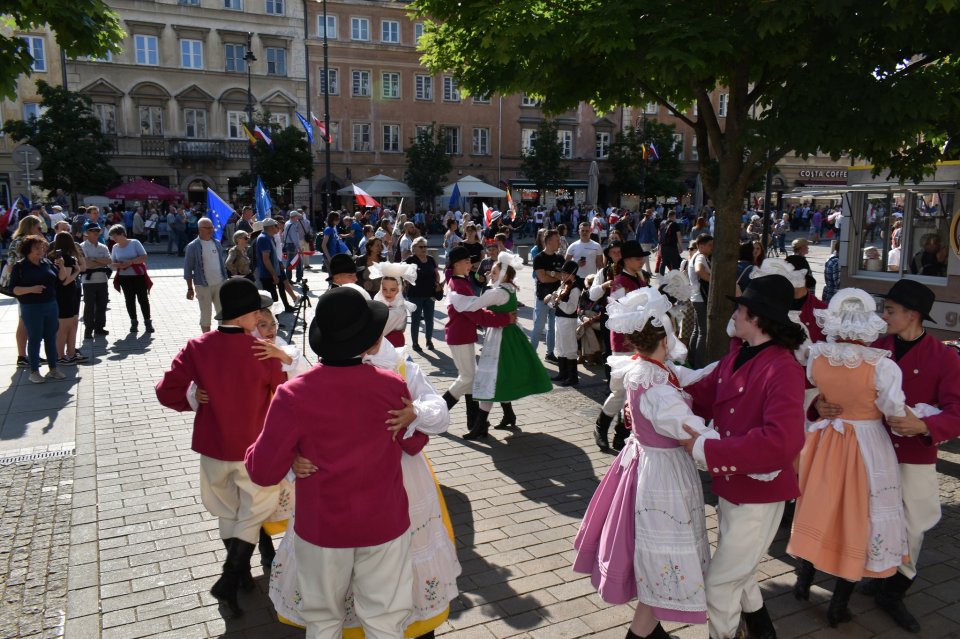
[
  {"x1": 321, "y1": 0, "x2": 332, "y2": 216},
  {"x1": 244, "y1": 33, "x2": 257, "y2": 183}
]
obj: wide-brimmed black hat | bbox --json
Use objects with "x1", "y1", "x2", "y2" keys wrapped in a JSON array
[
  {"x1": 603, "y1": 241, "x2": 623, "y2": 259},
  {"x1": 877, "y1": 279, "x2": 936, "y2": 323},
  {"x1": 327, "y1": 253, "x2": 361, "y2": 281},
  {"x1": 727, "y1": 274, "x2": 795, "y2": 326},
  {"x1": 215, "y1": 277, "x2": 273, "y2": 320},
  {"x1": 448, "y1": 245, "x2": 471, "y2": 265},
  {"x1": 309, "y1": 287, "x2": 389, "y2": 359},
  {"x1": 620, "y1": 240, "x2": 650, "y2": 259}
]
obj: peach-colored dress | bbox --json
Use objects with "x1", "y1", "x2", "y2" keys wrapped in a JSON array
[{"x1": 788, "y1": 345, "x2": 908, "y2": 581}]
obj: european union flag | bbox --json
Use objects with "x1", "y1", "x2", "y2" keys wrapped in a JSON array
[
  {"x1": 255, "y1": 177, "x2": 273, "y2": 220},
  {"x1": 295, "y1": 112, "x2": 313, "y2": 144},
  {"x1": 206, "y1": 188, "x2": 234, "y2": 242},
  {"x1": 449, "y1": 183, "x2": 461, "y2": 211}
]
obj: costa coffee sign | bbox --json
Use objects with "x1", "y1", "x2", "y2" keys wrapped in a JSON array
[{"x1": 798, "y1": 169, "x2": 848, "y2": 179}]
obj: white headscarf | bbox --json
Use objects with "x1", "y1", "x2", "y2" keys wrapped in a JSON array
[{"x1": 606, "y1": 287, "x2": 688, "y2": 362}]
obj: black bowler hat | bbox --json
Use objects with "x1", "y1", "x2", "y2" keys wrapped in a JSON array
[
  {"x1": 327, "y1": 253, "x2": 361, "y2": 281},
  {"x1": 727, "y1": 274, "x2": 795, "y2": 326},
  {"x1": 620, "y1": 240, "x2": 650, "y2": 259},
  {"x1": 215, "y1": 277, "x2": 273, "y2": 321},
  {"x1": 309, "y1": 287, "x2": 389, "y2": 359},
  {"x1": 447, "y1": 245, "x2": 470, "y2": 265},
  {"x1": 878, "y1": 279, "x2": 936, "y2": 323},
  {"x1": 603, "y1": 241, "x2": 622, "y2": 259}
]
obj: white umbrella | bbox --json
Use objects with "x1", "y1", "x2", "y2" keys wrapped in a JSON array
[
  {"x1": 441, "y1": 175, "x2": 506, "y2": 198},
  {"x1": 337, "y1": 174, "x2": 414, "y2": 198}
]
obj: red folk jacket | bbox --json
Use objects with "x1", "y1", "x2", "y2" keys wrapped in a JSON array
[
  {"x1": 686, "y1": 341, "x2": 806, "y2": 504},
  {"x1": 798, "y1": 293, "x2": 828, "y2": 344},
  {"x1": 872, "y1": 333, "x2": 960, "y2": 465},
  {"x1": 609, "y1": 270, "x2": 649, "y2": 353},
  {"x1": 445, "y1": 275, "x2": 512, "y2": 346}
]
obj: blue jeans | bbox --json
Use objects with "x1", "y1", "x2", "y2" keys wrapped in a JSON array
[
  {"x1": 530, "y1": 297, "x2": 556, "y2": 355},
  {"x1": 409, "y1": 296, "x2": 436, "y2": 345},
  {"x1": 20, "y1": 300, "x2": 59, "y2": 372}
]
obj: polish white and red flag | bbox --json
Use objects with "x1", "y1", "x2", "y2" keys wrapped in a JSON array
[
  {"x1": 310, "y1": 112, "x2": 332, "y2": 143},
  {"x1": 253, "y1": 125, "x2": 273, "y2": 146},
  {"x1": 353, "y1": 184, "x2": 381, "y2": 208}
]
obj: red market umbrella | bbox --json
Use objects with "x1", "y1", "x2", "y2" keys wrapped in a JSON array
[{"x1": 105, "y1": 179, "x2": 185, "y2": 201}]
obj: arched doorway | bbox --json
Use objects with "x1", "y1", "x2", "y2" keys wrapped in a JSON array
[{"x1": 188, "y1": 179, "x2": 209, "y2": 205}]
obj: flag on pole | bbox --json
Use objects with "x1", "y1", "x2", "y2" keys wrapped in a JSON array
[
  {"x1": 310, "y1": 112, "x2": 332, "y2": 143},
  {"x1": 353, "y1": 184, "x2": 381, "y2": 208},
  {"x1": 505, "y1": 189, "x2": 517, "y2": 221},
  {"x1": 206, "y1": 188, "x2": 235, "y2": 242},
  {"x1": 241, "y1": 124, "x2": 257, "y2": 145},
  {"x1": 647, "y1": 142, "x2": 659, "y2": 161},
  {"x1": 641, "y1": 143, "x2": 648, "y2": 160},
  {"x1": 449, "y1": 183, "x2": 461, "y2": 211},
  {"x1": 255, "y1": 177, "x2": 273, "y2": 220},
  {"x1": 253, "y1": 125, "x2": 273, "y2": 146},
  {"x1": 482, "y1": 203, "x2": 492, "y2": 228},
  {"x1": 398, "y1": 197, "x2": 404, "y2": 215},
  {"x1": 295, "y1": 112, "x2": 313, "y2": 144}
]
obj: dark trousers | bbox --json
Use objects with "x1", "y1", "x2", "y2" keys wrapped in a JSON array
[
  {"x1": 409, "y1": 296, "x2": 436, "y2": 344},
  {"x1": 117, "y1": 275, "x2": 150, "y2": 323},
  {"x1": 82, "y1": 281, "x2": 109, "y2": 331},
  {"x1": 261, "y1": 274, "x2": 293, "y2": 311},
  {"x1": 690, "y1": 300, "x2": 708, "y2": 368},
  {"x1": 20, "y1": 300, "x2": 59, "y2": 372}
]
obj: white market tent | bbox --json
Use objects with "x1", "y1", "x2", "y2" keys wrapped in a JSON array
[
  {"x1": 442, "y1": 175, "x2": 506, "y2": 199},
  {"x1": 337, "y1": 174, "x2": 414, "y2": 198}
]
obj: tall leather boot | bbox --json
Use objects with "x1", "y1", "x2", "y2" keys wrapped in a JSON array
[
  {"x1": 552, "y1": 357, "x2": 568, "y2": 382},
  {"x1": 625, "y1": 623, "x2": 670, "y2": 639},
  {"x1": 442, "y1": 391, "x2": 458, "y2": 410},
  {"x1": 563, "y1": 358, "x2": 579, "y2": 386},
  {"x1": 876, "y1": 572, "x2": 921, "y2": 633},
  {"x1": 210, "y1": 540, "x2": 244, "y2": 617},
  {"x1": 463, "y1": 406, "x2": 490, "y2": 440},
  {"x1": 259, "y1": 527, "x2": 276, "y2": 572},
  {"x1": 827, "y1": 578, "x2": 856, "y2": 627},
  {"x1": 464, "y1": 393, "x2": 478, "y2": 429},
  {"x1": 793, "y1": 558, "x2": 816, "y2": 600},
  {"x1": 595, "y1": 412, "x2": 613, "y2": 452},
  {"x1": 742, "y1": 604, "x2": 777, "y2": 639},
  {"x1": 611, "y1": 414, "x2": 629, "y2": 452},
  {"x1": 494, "y1": 402, "x2": 517, "y2": 430},
  {"x1": 222, "y1": 538, "x2": 255, "y2": 591}
]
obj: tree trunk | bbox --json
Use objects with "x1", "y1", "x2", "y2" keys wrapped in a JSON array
[{"x1": 704, "y1": 193, "x2": 743, "y2": 363}]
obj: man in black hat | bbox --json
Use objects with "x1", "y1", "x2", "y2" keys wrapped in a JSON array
[
  {"x1": 546, "y1": 260, "x2": 584, "y2": 386},
  {"x1": 815, "y1": 278, "x2": 960, "y2": 633},
  {"x1": 326, "y1": 252, "x2": 361, "y2": 288},
  {"x1": 156, "y1": 277, "x2": 286, "y2": 617},
  {"x1": 246, "y1": 287, "x2": 418, "y2": 637},
  {"x1": 679, "y1": 274, "x2": 807, "y2": 639}
]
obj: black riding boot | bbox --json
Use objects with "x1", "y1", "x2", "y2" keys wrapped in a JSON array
[
  {"x1": 552, "y1": 357, "x2": 568, "y2": 382},
  {"x1": 827, "y1": 578, "x2": 856, "y2": 627},
  {"x1": 259, "y1": 527, "x2": 276, "y2": 572},
  {"x1": 464, "y1": 406, "x2": 490, "y2": 440},
  {"x1": 595, "y1": 412, "x2": 613, "y2": 451},
  {"x1": 211, "y1": 539, "x2": 251, "y2": 617},
  {"x1": 494, "y1": 402, "x2": 517, "y2": 430},
  {"x1": 563, "y1": 358, "x2": 579, "y2": 386},
  {"x1": 611, "y1": 414, "x2": 629, "y2": 452},
  {"x1": 625, "y1": 623, "x2": 670, "y2": 639},
  {"x1": 793, "y1": 558, "x2": 816, "y2": 600},
  {"x1": 442, "y1": 391, "x2": 458, "y2": 410},
  {"x1": 742, "y1": 604, "x2": 777, "y2": 639},
  {"x1": 464, "y1": 393, "x2": 479, "y2": 429},
  {"x1": 876, "y1": 572, "x2": 921, "y2": 633}
]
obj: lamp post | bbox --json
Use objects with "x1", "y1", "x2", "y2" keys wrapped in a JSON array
[
  {"x1": 322, "y1": 0, "x2": 332, "y2": 215},
  {"x1": 302, "y1": 0, "x2": 315, "y2": 220},
  {"x1": 244, "y1": 33, "x2": 257, "y2": 185}
]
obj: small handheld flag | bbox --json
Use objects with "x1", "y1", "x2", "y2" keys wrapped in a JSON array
[
  {"x1": 206, "y1": 188, "x2": 235, "y2": 242},
  {"x1": 255, "y1": 177, "x2": 273, "y2": 220},
  {"x1": 295, "y1": 112, "x2": 313, "y2": 144},
  {"x1": 353, "y1": 184, "x2": 381, "y2": 208},
  {"x1": 449, "y1": 184, "x2": 461, "y2": 211},
  {"x1": 253, "y1": 125, "x2": 273, "y2": 146},
  {"x1": 505, "y1": 189, "x2": 517, "y2": 221},
  {"x1": 482, "y1": 203, "x2": 492, "y2": 228}
]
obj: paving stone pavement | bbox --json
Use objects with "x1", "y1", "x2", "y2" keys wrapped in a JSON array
[{"x1": 0, "y1": 237, "x2": 958, "y2": 639}]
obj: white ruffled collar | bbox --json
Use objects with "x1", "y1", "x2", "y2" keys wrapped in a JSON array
[
  {"x1": 808, "y1": 341, "x2": 890, "y2": 368},
  {"x1": 609, "y1": 356, "x2": 685, "y2": 394}
]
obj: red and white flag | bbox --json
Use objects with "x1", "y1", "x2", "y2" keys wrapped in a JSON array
[
  {"x1": 505, "y1": 189, "x2": 517, "y2": 221},
  {"x1": 310, "y1": 112, "x2": 332, "y2": 143},
  {"x1": 253, "y1": 125, "x2": 273, "y2": 146},
  {"x1": 482, "y1": 203, "x2": 493, "y2": 228},
  {"x1": 353, "y1": 184, "x2": 381, "y2": 208}
]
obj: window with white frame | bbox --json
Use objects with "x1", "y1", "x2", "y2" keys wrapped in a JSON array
[
  {"x1": 442, "y1": 126, "x2": 460, "y2": 154},
  {"x1": 382, "y1": 72, "x2": 400, "y2": 99},
  {"x1": 184, "y1": 108, "x2": 207, "y2": 138},
  {"x1": 319, "y1": 14, "x2": 337, "y2": 39},
  {"x1": 352, "y1": 70, "x2": 371, "y2": 97},
  {"x1": 383, "y1": 124, "x2": 400, "y2": 152},
  {"x1": 351, "y1": 17, "x2": 370, "y2": 41},
  {"x1": 225, "y1": 44, "x2": 246, "y2": 72},
  {"x1": 381, "y1": 20, "x2": 400, "y2": 43},
  {"x1": 180, "y1": 39, "x2": 203, "y2": 69},
  {"x1": 138, "y1": 106, "x2": 163, "y2": 136},
  {"x1": 415, "y1": 124, "x2": 431, "y2": 139},
  {"x1": 224, "y1": 0, "x2": 242, "y2": 10},
  {"x1": 442, "y1": 76, "x2": 460, "y2": 102},
  {"x1": 558, "y1": 130, "x2": 573, "y2": 159},
  {"x1": 415, "y1": 75, "x2": 433, "y2": 100},
  {"x1": 472, "y1": 93, "x2": 491, "y2": 104},
  {"x1": 20, "y1": 36, "x2": 46, "y2": 72},
  {"x1": 672, "y1": 133, "x2": 684, "y2": 161},
  {"x1": 521, "y1": 128, "x2": 538, "y2": 154},
  {"x1": 226, "y1": 111, "x2": 249, "y2": 139},
  {"x1": 265, "y1": 0, "x2": 283, "y2": 15},
  {"x1": 414, "y1": 23, "x2": 424, "y2": 44},
  {"x1": 179, "y1": 0, "x2": 200, "y2": 5},
  {"x1": 595, "y1": 132, "x2": 610, "y2": 159},
  {"x1": 472, "y1": 127, "x2": 489, "y2": 155},
  {"x1": 134, "y1": 35, "x2": 159, "y2": 65},
  {"x1": 265, "y1": 47, "x2": 286, "y2": 76},
  {"x1": 352, "y1": 123, "x2": 371, "y2": 151},
  {"x1": 320, "y1": 68, "x2": 339, "y2": 95},
  {"x1": 23, "y1": 103, "x2": 43, "y2": 121},
  {"x1": 269, "y1": 113, "x2": 289, "y2": 129},
  {"x1": 644, "y1": 102, "x2": 658, "y2": 115},
  {"x1": 718, "y1": 93, "x2": 728, "y2": 117},
  {"x1": 691, "y1": 134, "x2": 698, "y2": 161},
  {"x1": 94, "y1": 104, "x2": 117, "y2": 134},
  {"x1": 521, "y1": 93, "x2": 540, "y2": 107}
]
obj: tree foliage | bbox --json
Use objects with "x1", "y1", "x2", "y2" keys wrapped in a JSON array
[
  {"x1": 404, "y1": 123, "x2": 451, "y2": 210},
  {"x1": 608, "y1": 121, "x2": 684, "y2": 200},
  {"x1": 520, "y1": 119, "x2": 570, "y2": 197},
  {"x1": 413, "y1": 0, "x2": 960, "y2": 358},
  {"x1": 2, "y1": 79, "x2": 118, "y2": 198},
  {"x1": 1, "y1": 0, "x2": 124, "y2": 101},
  {"x1": 237, "y1": 112, "x2": 313, "y2": 194}
]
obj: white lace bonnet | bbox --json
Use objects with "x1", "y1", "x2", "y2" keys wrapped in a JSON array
[
  {"x1": 658, "y1": 269, "x2": 696, "y2": 304},
  {"x1": 814, "y1": 287, "x2": 887, "y2": 342},
  {"x1": 367, "y1": 261, "x2": 418, "y2": 286},
  {"x1": 750, "y1": 258, "x2": 806, "y2": 288},
  {"x1": 606, "y1": 287, "x2": 674, "y2": 335},
  {"x1": 494, "y1": 250, "x2": 524, "y2": 286}
]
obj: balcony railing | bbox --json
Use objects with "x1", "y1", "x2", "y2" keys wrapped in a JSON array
[{"x1": 102, "y1": 136, "x2": 253, "y2": 164}]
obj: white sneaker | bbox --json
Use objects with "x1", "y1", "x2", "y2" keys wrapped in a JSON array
[
  {"x1": 29, "y1": 371, "x2": 45, "y2": 384},
  {"x1": 45, "y1": 369, "x2": 66, "y2": 380}
]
